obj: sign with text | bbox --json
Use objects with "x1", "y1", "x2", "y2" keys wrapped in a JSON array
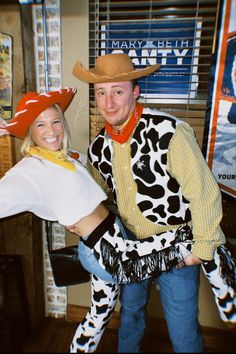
[{"x1": 101, "y1": 19, "x2": 201, "y2": 99}]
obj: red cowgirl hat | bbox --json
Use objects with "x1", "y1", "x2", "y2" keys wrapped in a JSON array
[{"x1": 6, "y1": 87, "x2": 77, "y2": 139}]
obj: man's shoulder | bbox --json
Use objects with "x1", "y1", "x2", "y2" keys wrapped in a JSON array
[
  {"x1": 88, "y1": 126, "x2": 107, "y2": 152},
  {"x1": 92, "y1": 126, "x2": 106, "y2": 140},
  {"x1": 142, "y1": 107, "x2": 187, "y2": 127}
]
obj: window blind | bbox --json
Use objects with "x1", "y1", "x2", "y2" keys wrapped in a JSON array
[{"x1": 88, "y1": 0, "x2": 220, "y2": 147}]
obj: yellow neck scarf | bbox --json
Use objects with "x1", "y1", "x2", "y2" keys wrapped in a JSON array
[{"x1": 29, "y1": 147, "x2": 76, "y2": 171}]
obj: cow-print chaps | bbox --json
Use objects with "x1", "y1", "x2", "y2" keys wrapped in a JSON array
[
  {"x1": 70, "y1": 225, "x2": 235, "y2": 352},
  {"x1": 70, "y1": 275, "x2": 119, "y2": 353},
  {"x1": 201, "y1": 244, "x2": 236, "y2": 324}
]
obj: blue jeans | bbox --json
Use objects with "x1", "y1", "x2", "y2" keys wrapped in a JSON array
[
  {"x1": 118, "y1": 265, "x2": 204, "y2": 353},
  {"x1": 78, "y1": 236, "x2": 115, "y2": 283},
  {"x1": 78, "y1": 216, "x2": 128, "y2": 283}
]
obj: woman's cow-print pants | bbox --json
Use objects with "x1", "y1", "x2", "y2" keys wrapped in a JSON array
[{"x1": 70, "y1": 275, "x2": 119, "y2": 353}]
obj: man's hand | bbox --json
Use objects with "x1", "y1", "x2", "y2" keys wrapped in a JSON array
[
  {"x1": 176, "y1": 253, "x2": 203, "y2": 269},
  {"x1": 184, "y1": 253, "x2": 202, "y2": 266}
]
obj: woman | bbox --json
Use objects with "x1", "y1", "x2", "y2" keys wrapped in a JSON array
[{"x1": 0, "y1": 88, "x2": 235, "y2": 352}]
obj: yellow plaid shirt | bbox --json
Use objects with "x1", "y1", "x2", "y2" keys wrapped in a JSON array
[{"x1": 88, "y1": 122, "x2": 225, "y2": 260}]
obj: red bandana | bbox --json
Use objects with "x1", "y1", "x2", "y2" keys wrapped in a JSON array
[{"x1": 105, "y1": 103, "x2": 143, "y2": 144}]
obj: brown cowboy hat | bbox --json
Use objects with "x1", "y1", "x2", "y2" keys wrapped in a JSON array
[
  {"x1": 73, "y1": 53, "x2": 161, "y2": 84},
  {"x1": 5, "y1": 87, "x2": 76, "y2": 139}
]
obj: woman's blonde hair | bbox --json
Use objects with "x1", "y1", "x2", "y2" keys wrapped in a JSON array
[{"x1": 20, "y1": 104, "x2": 72, "y2": 156}]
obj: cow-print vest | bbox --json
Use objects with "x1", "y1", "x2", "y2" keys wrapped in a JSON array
[{"x1": 88, "y1": 109, "x2": 192, "y2": 227}]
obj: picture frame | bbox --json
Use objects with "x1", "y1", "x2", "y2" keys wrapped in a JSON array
[{"x1": 0, "y1": 32, "x2": 13, "y2": 120}]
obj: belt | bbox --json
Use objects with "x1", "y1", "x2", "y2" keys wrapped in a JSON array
[{"x1": 82, "y1": 211, "x2": 116, "y2": 249}]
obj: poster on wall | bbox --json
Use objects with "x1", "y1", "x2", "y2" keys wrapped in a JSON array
[
  {"x1": 203, "y1": 0, "x2": 236, "y2": 199},
  {"x1": 0, "y1": 32, "x2": 13, "y2": 120},
  {"x1": 100, "y1": 19, "x2": 201, "y2": 99}
]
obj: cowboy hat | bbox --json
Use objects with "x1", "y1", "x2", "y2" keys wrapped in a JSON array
[
  {"x1": 5, "y1": 87, "x2": 77, "y2": 139},
  {"x1": 73, "y1": 53, "x2": 160, "y2": 84}
]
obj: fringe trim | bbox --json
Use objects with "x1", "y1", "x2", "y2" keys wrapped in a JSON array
[
  {"x1": 218, "y1": 242, "x2": 236, "y2": 291},
  {"x1": 100, "y1": 238, "x2": 186, "y2": 284}
]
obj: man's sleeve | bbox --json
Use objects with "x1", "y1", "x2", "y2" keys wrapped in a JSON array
[
  {"x1": 167, "y1": 122, "x2": 226, "y2": 260},
  {"x1": 87, "y1": 160, "x2": 110, "y2": 195}
]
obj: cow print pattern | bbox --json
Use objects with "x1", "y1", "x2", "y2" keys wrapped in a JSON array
[
  {"x1": 131, "y1": 113, "x2": 191, "y2": 225},
  {"x1": 201, "y1": 245, "x2": 236, "y2": 324},
  {"x1": 94, "y1": 220, "x2": 176, "y2": 262},
  {"x1": 70, "y1": 275, "x2": 119, "y2": 353},
  {"x1": 92, "y1": 220, "x2": 178, "y2": 283},
  {"x1": 70, "y1": 241, "x2": 235, "y2": 353},
  {"x1": 94, "y1": 223, "x2": 235, "y2": 323},
  {"x1": 176, "y1": 243, "x2": 236, "y2": 324},
  {"x1": 88, "y1": 111, "x2": 191, "y2": 227}
]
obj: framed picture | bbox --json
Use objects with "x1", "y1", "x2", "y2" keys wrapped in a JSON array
[
  {"x1": 100, "y1": 18, "x2": 201, "y2": 100},
  {"x1": 0, "y1": 32, "x2": 13, "y2": 120}
]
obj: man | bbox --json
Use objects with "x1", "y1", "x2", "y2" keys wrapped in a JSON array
[{"x1": 72, "y1": 53, "x2": 227, "y2": 353}]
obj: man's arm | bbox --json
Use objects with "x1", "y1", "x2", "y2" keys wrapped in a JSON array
[{"x1": 167, "y1": 122, "x2": 225, "y2": 261}]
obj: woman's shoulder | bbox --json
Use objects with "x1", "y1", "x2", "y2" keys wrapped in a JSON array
[
  {"x1": 9, "y1": 155, "x2": 47, "y2": 178},
  {"x1": 1, "y1": 156, "x2": 44, "y2": 187}
]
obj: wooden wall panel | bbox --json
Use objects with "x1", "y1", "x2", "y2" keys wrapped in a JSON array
[{"x1": 0, "y1": 4, "x2": 45, "y2": 328}]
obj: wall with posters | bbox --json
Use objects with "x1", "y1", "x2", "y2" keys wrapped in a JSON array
[{"x1": 203, "y1": 0, "x2": 236, "y2": 200}]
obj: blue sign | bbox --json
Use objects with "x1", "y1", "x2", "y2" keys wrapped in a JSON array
[{"x1": 101, "y1": 19, "x2": 201, "y2": 99}]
